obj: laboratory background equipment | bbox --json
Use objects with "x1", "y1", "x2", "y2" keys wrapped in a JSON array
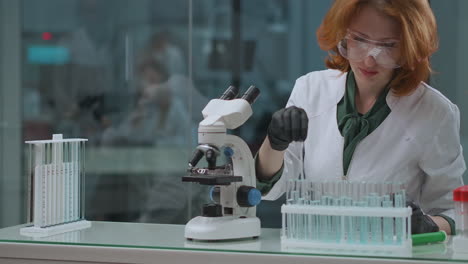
[
  {"x1": 281, "y1": 179, "x2": 412, "y2": 255},
  {"x1": 182, "y1": 85, "x2": 262, "y2": 241},
  {"x1": 452, "y1": 185, "x2": 468, "y2": 253},
  {"x1": 20, "y1": 134, "x2": 91, "y2": 237}
]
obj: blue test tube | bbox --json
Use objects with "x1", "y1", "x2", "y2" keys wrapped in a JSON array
[
  {"x1": 352, "y1": 201, "x2": 361, "y2": 244},
  {"x1": 285, "y1": 181, "x2": 294, "y2": 238},
  {"x1": 290, "y1": 208, "x2": 296, "y2": 240},
  {"x1": 291, "y1": 190, "x2": 299, "y2": 205},
  {"x1": 344, "y1": 197, "x2": 353, "y2": 243},
  {"x1": 401, "y1": 189, "x2": 407, "y2": 206},
  {"x1": 395, "y1": 193, "x2": 403, "y2": 243},
  {"x1": 368, "y1": 194, "x2": 377, "y2": 243},
  {"x1": 360, "y1": 200, "x2": 369, "y2": 244},
  {"x1": 383, "y1": 194, "x2": 393, "y2": 243},
  {"x1": 330, "y1": 197, "x2": 336, "y2": 241},
  {"x1": 336, "y1": 196, "x2": 346, "y2": 242},
  {"x1": 383, "y1": 200, "x2": 394, "y2": 244},
  {"x1": 376, "y1": 196, "x2": 383, "y2": 243},
  {"x1": 286, "y1": 179, "x2": 293, "y2": 202},
  {"x1": 312, "y1": 200, "x2": 319, "y2": 240},
  {"x1": 319, "y1": 196, "x2": 329, "y2": 240},
  {"x1": 304, "y1": 200, "x2": 311, "y2": 240},
  {"x1": 287, "y1": 212, "x2": 293, "y2": 239},
  {"x1": 297, "y1": 198, "x2": 305, "y2": 240}
]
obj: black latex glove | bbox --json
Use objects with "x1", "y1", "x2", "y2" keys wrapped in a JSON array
[
  {"x1": 267, "y1": 106, "x2": 308, "y2": 151},
  {"x1": 407, "y1": 201, "x2": 439, "y2": 234}
]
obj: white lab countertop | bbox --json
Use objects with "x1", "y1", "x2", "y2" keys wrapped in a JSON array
[{"x1": 0, "y1": 222, "x2": 468, "y2": 264}]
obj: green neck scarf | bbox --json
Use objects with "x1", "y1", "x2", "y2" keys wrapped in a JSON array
[{"x1": 337, "y1": 70, "x2": 392, "y2": 176}]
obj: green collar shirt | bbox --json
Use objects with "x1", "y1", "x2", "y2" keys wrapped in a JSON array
[{"x1": 336, "y1": 70, "x2": 392, "y2": 176}]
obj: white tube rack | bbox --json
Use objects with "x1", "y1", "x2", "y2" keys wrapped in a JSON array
[
  {"x1": 20, "y1": 134, "x2": 91, "y2": 237},
  {"x1": 281, "y1": 204, "x2": 412, "y2": 254},
  {"x1": 281, "y1": 180, "x2": 412, "y2": 255}
]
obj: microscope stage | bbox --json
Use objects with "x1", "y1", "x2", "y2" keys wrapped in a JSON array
[{"x1": 182, "y1": 175, "x2": 242, "y2": 185}]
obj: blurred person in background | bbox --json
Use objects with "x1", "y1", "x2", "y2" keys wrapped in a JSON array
[
  {"x1": 146, "y1": 31, "x2": 186, "y2": 76},
  {"x1": 101, "y1": 60, "x2": 184, "y2": 146},
  {"x1": 101, "y1": 59, "x2": 207, "y2": 223},
  {"x1": 47, "y1": 0, "x2": 117, "y2": 144}
]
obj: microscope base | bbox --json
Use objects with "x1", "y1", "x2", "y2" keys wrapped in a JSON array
[{"x1": 185, "y1": 215, "x2": 261, "y2": 241}]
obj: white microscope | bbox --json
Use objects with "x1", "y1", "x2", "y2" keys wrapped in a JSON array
[{"x1": 182, "y1": 85, "x2": 261, "y2": 241}]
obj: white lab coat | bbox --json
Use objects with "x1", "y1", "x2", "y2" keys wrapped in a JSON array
[{"x1": 264, "y1": 69, "x2": 466, "y2": 217}]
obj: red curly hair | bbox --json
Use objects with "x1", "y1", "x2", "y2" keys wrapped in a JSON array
[{"x1": 317, "y1": 0, "x2": 438, "y2": 96}]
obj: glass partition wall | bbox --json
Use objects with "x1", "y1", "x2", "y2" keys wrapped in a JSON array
[
  {"x1": 2, "y1": 0, "x2": 210, "y2": 228},
  {"x1": 0, "y1": 0, "x2": 467, "y2": 230}
]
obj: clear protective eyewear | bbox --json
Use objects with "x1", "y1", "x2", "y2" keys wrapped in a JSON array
[{"x1": 338, "y1": 29, "x2": 401, "y2": 69}]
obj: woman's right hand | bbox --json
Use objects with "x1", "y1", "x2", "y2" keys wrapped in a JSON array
[{"x1": 267, "y1": 106, "x2": 308, "y2": 151}]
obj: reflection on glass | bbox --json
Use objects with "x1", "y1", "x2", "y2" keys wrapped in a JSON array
[
  {"x1": 21, "y1": 0, "x2": 208, "y2": 225},
  {"x1": 14, "y1": 0, "x2": 468, "y2": 231},
  {"x1": 0, "y1": 0, "x2": 463, "y2": 262}
]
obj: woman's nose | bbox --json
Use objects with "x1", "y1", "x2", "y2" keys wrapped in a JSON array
[{"x1": 363, "y1": 54, "x2": 377, "y2": 68}]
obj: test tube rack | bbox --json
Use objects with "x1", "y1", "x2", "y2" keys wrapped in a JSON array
[
  {"x1": 20, "y1": 134, "x2": 91, "y2": 237},
  {"x1": 281, "y1": 180, "x2": 412, "y2": 255}
]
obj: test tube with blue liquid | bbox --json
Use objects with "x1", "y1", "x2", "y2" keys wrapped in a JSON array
[{"x1": 282, "y1": 179, "x2": 411, "y2": 251}]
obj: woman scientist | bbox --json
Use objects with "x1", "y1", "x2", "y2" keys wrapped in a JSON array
[{"x1": 256, "y1": 0, "x2": 465, "y2": 235}]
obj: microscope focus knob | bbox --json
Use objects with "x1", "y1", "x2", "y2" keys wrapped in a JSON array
[
  {"x1": 202, "y1": 203, "x2": 223, "y2": 217},
  {"x1": 224, "y1": 147, "x2": 234, "y2": 157},
  {"x1": 237, "y1": 186, "x2": 261, "y2": 207}
]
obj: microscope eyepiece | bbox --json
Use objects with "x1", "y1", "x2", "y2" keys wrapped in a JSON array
[
  {"x1": 219, "y1": 85, "x2": 239, "y2": 100},
  {"x1": 241, "y1": 85, "x2": 260, "y2": 104}
]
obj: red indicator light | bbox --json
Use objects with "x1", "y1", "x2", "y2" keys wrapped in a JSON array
[{"x1": 42, "y1": 32, "x2": 53, "y2": 41}]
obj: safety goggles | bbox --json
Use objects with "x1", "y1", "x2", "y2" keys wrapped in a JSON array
[{"x1": 338, "y1": 29, "x2": 401, "y2": 69}]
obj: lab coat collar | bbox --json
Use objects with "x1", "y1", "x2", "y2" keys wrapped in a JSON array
[{"x1": 332, "y1": 71, "x2": 418, "y2": 112}]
